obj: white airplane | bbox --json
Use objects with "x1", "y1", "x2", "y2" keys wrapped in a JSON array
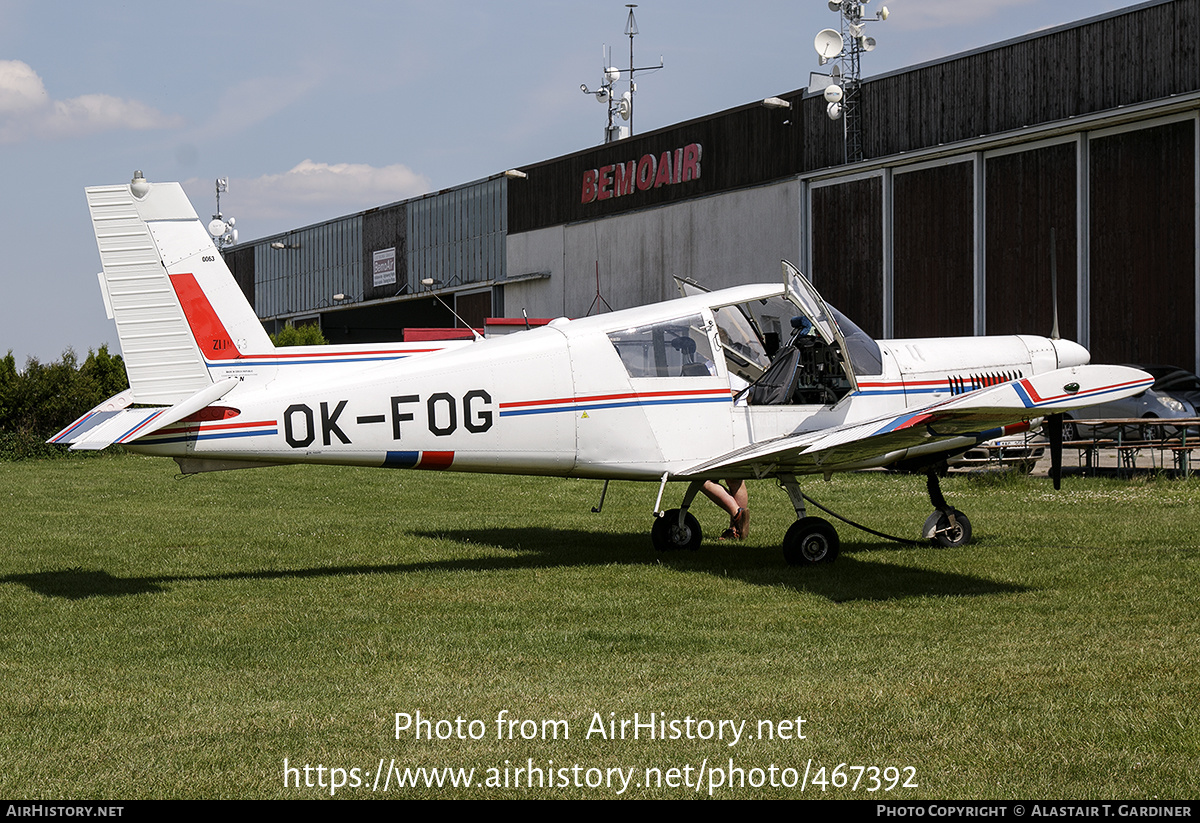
[{"x1": 53, "y1": 174, "x2": 1152, "y2": 564}]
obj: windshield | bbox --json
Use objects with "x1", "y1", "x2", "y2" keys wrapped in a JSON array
[{"x1": 829, "y1": 306, "x2": 883, "y2": 376}]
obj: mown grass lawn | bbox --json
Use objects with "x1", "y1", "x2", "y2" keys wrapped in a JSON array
[{"x1": 1, "y1": 455, "x2": 1197, "y2": 798}]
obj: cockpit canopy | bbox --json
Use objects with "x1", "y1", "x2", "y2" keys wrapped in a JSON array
[{"x1": 675, "y1": 262, "x2": 883, "y2": 405}]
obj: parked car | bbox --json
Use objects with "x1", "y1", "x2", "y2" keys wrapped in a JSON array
[
  {"x1": 1062, "y1": 382, "x2": 1195, "y2": 440},
  {"x1": 1134, "y1": 364, "x2": 1200, "y2": 412},
  {"x1": 949, "y1": 430, "x2": 1046, "y2": 473}
]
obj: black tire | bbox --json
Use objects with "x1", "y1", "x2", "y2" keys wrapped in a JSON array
[
  {"x1": 782, "y1": 517, "x2": 840, "y2": 565},
  {"x1": 651, "y1": 509, "x2": 702, "y2": 552},
  {"x1": 924, "y1": 509, "x2": 973, "y2": 547}
]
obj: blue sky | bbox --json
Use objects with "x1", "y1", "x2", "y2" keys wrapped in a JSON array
[{"x1": 0, "y1": 0, "x2": 1146, "y2": 364}]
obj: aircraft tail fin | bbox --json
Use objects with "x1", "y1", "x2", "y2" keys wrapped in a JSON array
[{"x1": 86, "y1": 174, "x2": 274, "y2": 405}]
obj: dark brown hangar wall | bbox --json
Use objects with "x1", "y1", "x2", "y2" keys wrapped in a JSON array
[
  {"x1": 985, "y1": 143, "x2": 1078, "y2": 342},
  {"x1": 508, "y1": 91, "x2": 805, "y2": 234},
  {"x1": 799, "y1": 0, "x2": 1198, "y2": 357},
  {"x1": 842, "y1": 0, "x2": 1199, "y2": 161},
  {"x1": 810, "y1": 178, "x2": 884, "y2": 338},
  {"x1": 1089, "y1": 120, "x2": 1196, "y2": 367}
]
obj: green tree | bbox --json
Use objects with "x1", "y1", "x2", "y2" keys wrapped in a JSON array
[
  {"x1": 269, "y1": 324, "x2": 329, "y2": 346},
  {"x1": 0, "y1": 345, "x2": 130, "y2": 459}
]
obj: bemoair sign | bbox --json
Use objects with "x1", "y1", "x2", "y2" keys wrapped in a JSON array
[{"x1": 580, "y1": 143, "x2": 702, "y2": 204}]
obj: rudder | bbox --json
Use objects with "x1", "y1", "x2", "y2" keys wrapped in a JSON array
[{"x1": 87, "y1": 173, "x2": 274, "y2": 404}]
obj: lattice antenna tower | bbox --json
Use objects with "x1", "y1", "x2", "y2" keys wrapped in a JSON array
[
  {"x1": 207, "y1": 177, "x2": 238, "y2": 248},
  {"x1": 579, "y1": 4, "x2": 664, "y2": 143},
  {"x1": 812, "y1": 1, "x2": 890, "y2": 164}
]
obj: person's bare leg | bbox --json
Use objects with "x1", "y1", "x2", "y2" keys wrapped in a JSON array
[
  {"x1": 727, "y1": 479, "x2": 749, "y2": 538},
  {"x1": 701, "y1": 480, "x2": 738, "y2": 517}
]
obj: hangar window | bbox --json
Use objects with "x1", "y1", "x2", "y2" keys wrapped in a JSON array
[{"x1": 607, "y1": 315, "x2": 717, "y2": 378}]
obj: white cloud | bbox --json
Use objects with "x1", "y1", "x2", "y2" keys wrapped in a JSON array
[
  {"x1": 200, "y1": 160, "x2": 433, "y2": 228},
  {"x1": 0, "y1": 60, "x2": 47, "y2": 114},
  {"x1": 0, "y1": 59, "x2": 182, "y2": 143}
]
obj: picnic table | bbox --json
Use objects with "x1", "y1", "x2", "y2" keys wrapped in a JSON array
[{"x1": 1062, "y1": 417, "x2": 1200, "y2": 477}]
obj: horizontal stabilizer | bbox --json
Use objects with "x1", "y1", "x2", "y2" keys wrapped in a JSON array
[
  {"x1": 48, "y1": 379, "x2": 239, "y2": 451},
  {"x1": 113, "y1": 378, "x2": 240, "y2": 443},
  {"x1": 48, "y1": 390, "x2": 135, "y2": 444},
  {"x1": 50, "y1": 406, "x2": 167, "y2": 451}
]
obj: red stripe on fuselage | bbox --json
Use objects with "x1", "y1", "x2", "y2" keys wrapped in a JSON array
[
  {"x1": 500, "y1": 388, "x2": 732, "y2": 410},
  {"x1": 420, "y1": 451, "x2": 455, "y2": 470}
]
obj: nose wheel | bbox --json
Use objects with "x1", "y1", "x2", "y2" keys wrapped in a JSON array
[
  {"x1": 922, "y1": 509, "x2": 972, "y2": 547},
  {"x1": 923, "y1": 471, "x2": 972, "y2": 547}
]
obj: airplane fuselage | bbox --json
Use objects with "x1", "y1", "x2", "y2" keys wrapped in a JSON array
[{"x1": 132, "y1": 297, "x2": 1087, "y2": 481}]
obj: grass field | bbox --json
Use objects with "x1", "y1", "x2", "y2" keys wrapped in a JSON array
[{"x1": 1, "y1": 454, "x2": 1197, "y2": 798}]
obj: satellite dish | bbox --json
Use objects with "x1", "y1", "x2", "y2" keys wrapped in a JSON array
[
  {"x1": 595, "y1": 89, "x2": 610, "y2": 103},
  {"x1": 618, "y1": 93, "x2": 632, "y2": 120},
  {"x1": 849, "y1": 23, "x2": 864, "y2": 37},
  {"x1": 878, "y1": 5, "x2": 890, "y2": 20},
  {"x1": 605, "y1": 67, "x2": 620, "y2": 84},
  {"x1": 814, "y1": 28, "x2": 844, "y2": 60},
  {"x1": 827, "y1": 0, "x2": 842, "y2": 10},
  {"x1": 208, "y1": 218, "x2": 227, "y2": 238},
  {"x1": 861, "y1": 36, "x2": 877, "y2": 52},
  {"x1": 826, "y1": 101, "x2": 843, "y2": 121},
  {"x1": 824, "y1": 83, "x2": 843, "y2": 104}
]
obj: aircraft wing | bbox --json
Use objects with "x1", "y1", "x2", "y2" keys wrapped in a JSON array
[{"x1": 681, "y1": 364, "x2": 1152, "y2": 477}]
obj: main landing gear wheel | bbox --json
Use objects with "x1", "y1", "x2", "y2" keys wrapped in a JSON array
[
  {"x1": 782, "y1": 517, "x2": 840, "y2": 566},
  {"x1": 923, "y1": 509, "x2": 973, "y2": 548},
  {"x1": 651, "y1": 509, "x2": 702, "y2": 552}
]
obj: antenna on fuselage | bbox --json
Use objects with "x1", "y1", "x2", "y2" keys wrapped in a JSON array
[{"x1": 421, "y1": 279, "x2": 483, "y2": 341}]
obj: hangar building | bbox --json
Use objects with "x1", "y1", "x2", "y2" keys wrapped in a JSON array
[{"x1": 224, "y1": 0, "x2": 1200, "y2": 371}]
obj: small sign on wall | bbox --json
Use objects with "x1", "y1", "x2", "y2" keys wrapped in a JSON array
[{"x1": 373, "y1": 247, "x2": 397, "y2": 287}]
